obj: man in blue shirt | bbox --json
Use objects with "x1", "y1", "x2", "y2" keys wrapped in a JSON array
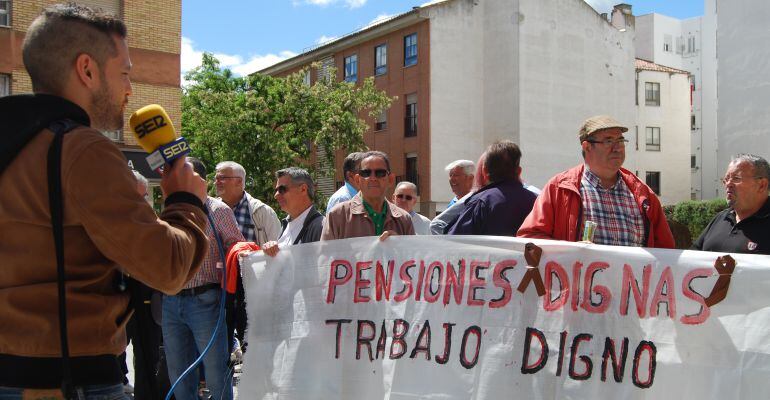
[
  {"x1": 448, "y1": 141, "x2": 537, "y2": 236},
  {"x1": 326, "y1": 152, "x2": 363, "y2": 214}
]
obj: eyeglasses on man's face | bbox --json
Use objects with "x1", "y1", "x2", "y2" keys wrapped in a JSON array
[
  {"x1": 359, "y1": 169, "x2": 389, "y2": 178},
  {"x1": 721, "y1": 175, "x2": 764, "y2": 186},
  {"x1": 275, "y1": 184, "x2": 296, "y2": 195},
  {"x1": 395, "y1": 193, "x2": 414, "y2": 201},
  {"x1": 585, "y1": 137, "x2": 629, "y2": 147},
  {"x1": 214, "y1": 175, "x2": 240, "y2": 182}
]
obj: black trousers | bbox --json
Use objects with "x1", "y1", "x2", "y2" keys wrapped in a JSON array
[{"x1": 225, "y1": 274, "x2": 248, "y2": 353}]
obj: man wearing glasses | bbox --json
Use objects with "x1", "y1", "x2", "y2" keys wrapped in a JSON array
[
  {"x1": 692, "y1": 154, "x2": 770, "y2": 254},
  {"x1": 262, "y1": 167, "x2": 324, "y2": 256},
  {"x1": 518, "y1": 115, "x2": 674, "y2": 248},
  {"x1": 322, "y1": 151, "x2": 415, "y2": 240},
  {"x1": 393, "y1": 181, "x2": 431, "y2": 235}
]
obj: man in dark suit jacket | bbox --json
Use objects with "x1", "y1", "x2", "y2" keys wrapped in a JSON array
[{"x1": 263, "y1": 167, "x2": 323, "y2": 256}]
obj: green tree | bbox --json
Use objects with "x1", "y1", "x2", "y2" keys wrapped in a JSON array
[{"x1": 182, "y1": 53, "x2": 393, "y2": 213}]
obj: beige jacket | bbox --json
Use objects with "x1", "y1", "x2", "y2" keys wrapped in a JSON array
[
  {"x1": 321, "y1": 193, "x2": 415, "y2": 240},
  {"x1": 0, "y1": 126, "x2": 209, "y2": 357}
]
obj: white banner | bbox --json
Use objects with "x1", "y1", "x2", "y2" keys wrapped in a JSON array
[{"x1": 237, "y1": 236, "x2": 770, "y2": 399}]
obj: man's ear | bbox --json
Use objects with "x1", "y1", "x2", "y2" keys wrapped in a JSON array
[{"x1": 74, "y1": 53, "x2": 99, "y2": 89}]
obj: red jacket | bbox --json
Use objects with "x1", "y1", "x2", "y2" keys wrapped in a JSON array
[{"x1": 517, "y1": 165, "x2": 675, "y2": 248}]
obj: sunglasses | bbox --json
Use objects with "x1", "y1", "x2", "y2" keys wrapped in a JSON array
[
  {"x1": 359, "y1": 169, "x2": 389, "y2": 178},
  {"x1": 395, "y1": 194, "x2": 414, "y2": 201},
  {"x1": 275, "y1": 184, "x2": 294, "y2": 194}
]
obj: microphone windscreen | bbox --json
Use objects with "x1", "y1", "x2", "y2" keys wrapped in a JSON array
[{"x1": 129, "y1": 104, "x2": 177, "y2": 153}]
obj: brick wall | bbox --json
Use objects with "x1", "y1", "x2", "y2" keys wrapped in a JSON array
[{"x1": 124, "y1": 0, "x2": 181, "y2": 54}]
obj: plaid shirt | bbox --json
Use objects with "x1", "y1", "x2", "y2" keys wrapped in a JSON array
[
  {"x1": 184, "y1": 197, "x2": 245, "y2": 289},
  {"x1": 580, "y1": 168, "x2": 645, "y2": 247},
  {"x1": 232, "y1": 193, "x2": 256, "y2": 242}
]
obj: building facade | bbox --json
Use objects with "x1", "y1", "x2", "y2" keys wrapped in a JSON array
[
  {"x1": 0, "y1": 0, "x2": 181, "y2": 184},
  {"x1": 630, "y1": 59, "x2": 691, "y2": 205},
  {"x1": 261, "y1": 0, "x2": 636, "y2": 216},
  {"x1": 710, "y1": 0, "x2": 770, "y2": 196},
  {"x1": 636, "y1": 11, "x2": 719, "y2": 200}
]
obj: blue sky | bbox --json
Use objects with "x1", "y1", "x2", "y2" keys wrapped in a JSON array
[{"x1": 181, "y1": 0, "x2": 703, "y2": 77}]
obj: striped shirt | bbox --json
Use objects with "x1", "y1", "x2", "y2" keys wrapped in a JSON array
[
  {"x1": 184, "y1": 197, "x2": 245, "y2": 289},
  {"x1": 232, "y1": 193, "x2": 256, "y2": 242},
  {"x1": 580, "y1": 168, "x2": 645, "y2": 247}
]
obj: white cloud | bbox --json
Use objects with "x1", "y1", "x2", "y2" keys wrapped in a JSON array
[
  {"x1": 583, "y1": 0, "x2": 616, "y2": 14},
  {"x1": 293, "y1": 0, "x2": 368, "y2": 9},
  {"x1": 362, "y1": 13, "x2": 396, "y2": 30},
  {"x1": 181, "y1": 37, "x2": 297, "y2": 85},
  {"x1": 316, "y1": 35, "x2": 339, "y2": 45},
  {"x1": 345, "y1": 0, "x2": 367, "y2": 9}
]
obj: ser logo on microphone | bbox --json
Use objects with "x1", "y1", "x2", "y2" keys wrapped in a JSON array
[
  {"x1": 162, "y1": 141, "x2": 190, "y2": 159},
  {"x1": 133, "y1": 115, "x2": 168, "y2": 139}
]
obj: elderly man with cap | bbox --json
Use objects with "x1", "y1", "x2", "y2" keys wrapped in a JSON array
[{"x1": 518, "y1": 115, "x2": 674, "y2": 248}]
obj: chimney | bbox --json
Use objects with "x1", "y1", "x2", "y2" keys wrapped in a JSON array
[{"x1": 611, "y1": 3, "x2": 635, "y2": 31}]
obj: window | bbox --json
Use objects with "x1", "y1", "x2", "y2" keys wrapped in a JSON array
[
  {"x1": 375, "y1": 110, "x2": 387, "y2": 131},
  {"x1": 645, "y1": 127, "x2": 660, "y2": 151},
  {"x1": 0, "y1": 0, "x2": 9, "y2": 27},
  {"x1": 645, "y1": 82, "x2": 660, "y2": 106},
  {"x1": 645, "y1": 172, "x2": 661, "y2": 195},
  {"x1": 317, "y1": 56, "x2": 334, "y2": 82},
  {"x1": 687, "y1": 36, "x2": 696, "y2": 53},
  {"x1": 0, "y1": 74, "x2": 9, "y2": 97},
  {"x1": 663, "y1": 34, "x2": 672, "y2": 52},
  {"x1": 691, "y1": 155, "x2": 697, "y2": 169},
  {"x1": 375, "y1": 44, "x2": 387, "y2": 75},
  {"x1": 344, "y1": 54, "x2": 357, "y2": 83},
  {"x1": 102, "y1": 130, "x2": 122, "y2": 142},
  {"x1": 405, "y1": 93, "x2": 417, "y2": 137},
  {"x1": 691, "y1": 114, "x2": 696, "y2": 130},
  {"x1": 405, "y1": 154, "x2": 418, "y2": 190},
  {"x1": 676, "y1": 37, "x2": 684, "y2": 54},
  {"x1": 404, "y1": 33, "x2": 417, "y2": 67},
  {"x1": 303, "y1": 69, "x2": 311, "y2": 86}
]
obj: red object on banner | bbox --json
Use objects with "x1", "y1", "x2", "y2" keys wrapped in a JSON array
[{"x1": 224, "y1": 241, "x2": 261, "y2": 293}]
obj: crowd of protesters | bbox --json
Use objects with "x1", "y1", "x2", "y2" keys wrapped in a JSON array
[{"x1": 1, "y1": 3, "x2": 769, "y2": 400}]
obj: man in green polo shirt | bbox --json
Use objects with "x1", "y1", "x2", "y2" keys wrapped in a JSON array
[{"x1": 321, "y1": 150, "x2": 415, "y2": 240}]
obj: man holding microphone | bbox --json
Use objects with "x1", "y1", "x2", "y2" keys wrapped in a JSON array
[{"x1": 0, "y1": 4, "x2": 209, "y2": 398}]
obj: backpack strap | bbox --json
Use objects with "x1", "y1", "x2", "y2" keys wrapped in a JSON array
[{"x1": 46, "y1": 119, "x2": 84, "y2": 400}]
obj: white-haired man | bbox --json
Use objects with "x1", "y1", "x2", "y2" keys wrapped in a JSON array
[
  {"x1": 393, "y1": 181, "x2": 431, "y2": 235},
  {"x1": 214, "y1": 160, "x2": 280, "y2": 358},
  {"x1": 445, "y1": 159, "x2": 475, "y2": 207}
]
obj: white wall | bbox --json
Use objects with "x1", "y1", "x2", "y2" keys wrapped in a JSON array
[
  {"x1": 428, "y1": 0, "x2": 636, "y2": 202},
  {"x1": 427, "y1": 0, "x2": 487, "y2": 205},
  {"x1": 700, "y1": 0, "x2": 719, "y2": 199},
  {"x1": 635, "y1": 14, "x2": 654, "y2": 62},
  {"x1": 633, "y1": 69, "x2": 691, "y2": 205},
  {"x1": 517, "y1": 0, "x2": 635, "y2": 187},
  {"x1": 716, "y1": 0, "x2": 770, "y2": 195}
]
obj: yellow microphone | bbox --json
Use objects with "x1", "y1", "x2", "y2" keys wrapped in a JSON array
[{"x1": 129, "y1": 104, "x2": 190, "y2": 170}]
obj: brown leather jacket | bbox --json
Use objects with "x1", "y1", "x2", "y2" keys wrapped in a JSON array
[
  {"x1": 0, "y1": 125, "x2": 209, "y2": 358},
  {"x1": 321, "y1": 193, "x2": 415, "y2": 240}
]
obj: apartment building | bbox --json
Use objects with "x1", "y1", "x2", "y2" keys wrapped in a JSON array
[
  {"x1": 0, "y1": 0, "x2": 182, "y2": 185},
  {"x1": 629, "y1": 59, "x2": 691, "y2": 205},
  {"x1": 261, "y1": 0, "x2": 635, "y2": 217}
]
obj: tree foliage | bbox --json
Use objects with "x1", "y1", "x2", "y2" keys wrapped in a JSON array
[
  {"x1": 182, "y1": 53, "x2": 393, "y2": 212},
  {"x1": 665, "y1": 198, "x2": 729, "y2": 240}
]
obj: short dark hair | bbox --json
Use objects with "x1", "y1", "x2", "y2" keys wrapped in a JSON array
[
  {"x1": 342, "y1": 152, "x2": 364, "y2": 183},
  {"x1": 276, "y1": 167, "x2": 315, "y2": 199},
  {"x1": 188, "y1": 157, "x2": 207, "y2": 178},
  {"x1": 22, "y1": 3, "x2": 127, "y2": 94},
  {"x1": 361, "y1": 150, "x2": 391, "y2": 172},
  {"x1": 484, "y1": 140, "x2": 522, "y2": 183}
]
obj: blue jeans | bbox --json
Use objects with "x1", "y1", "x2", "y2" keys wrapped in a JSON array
[
  {"x1": 162, "y1": 288, "x2": 233, "y2": 400},
  {"x1": 0, "y1": 384, "x2": 127, "y2": 400}
]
